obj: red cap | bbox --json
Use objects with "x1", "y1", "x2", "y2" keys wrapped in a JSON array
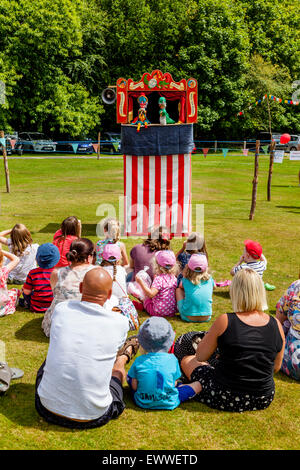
[{"x1": 244, "y1": 240, "x2": 262, "y2": 259}]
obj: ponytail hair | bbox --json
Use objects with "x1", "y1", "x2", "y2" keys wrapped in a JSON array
[
  {"x1": 100, "y1": 258, "x2": 118, "y2": 282},
  {"x1": 104, "y1": 218, "x2": 120, "y2": 243},
  {"x1": 66, "y1": 238, "x2": 94, "y2": 264}
]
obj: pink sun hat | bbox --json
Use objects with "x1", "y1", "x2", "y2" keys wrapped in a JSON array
[
  {"x1": 188, "y1": 253, "x2": 208, "y2": 272},
  {"x1": 155, "y1": 250, "x2": 176, "y2": 269},
  {"x1": 102, "y1": 244, "x2": 121, "y2": 262}
]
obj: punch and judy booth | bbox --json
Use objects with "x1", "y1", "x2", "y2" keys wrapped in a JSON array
[{"x1": 117, "y1": 70, "x2": 198, "y2": 237}]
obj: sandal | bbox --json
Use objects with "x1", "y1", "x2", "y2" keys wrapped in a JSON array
[{"x1": 117, "y1": 335, "x2": 139, "y2": 364}]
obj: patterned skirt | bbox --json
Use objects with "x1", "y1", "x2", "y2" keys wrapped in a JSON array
[{"x1": 281, "y1": 331, "x2": 300, "y2": 381}]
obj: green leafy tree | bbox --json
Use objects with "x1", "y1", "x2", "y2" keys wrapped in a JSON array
[{"x1": 0, "y1": 0, "x2": 105, "y2": 137}]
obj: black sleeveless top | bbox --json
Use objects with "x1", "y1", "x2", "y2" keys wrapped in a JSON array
[{"x1": 213, "y1": 313, "x2": 283, "y2": 395}]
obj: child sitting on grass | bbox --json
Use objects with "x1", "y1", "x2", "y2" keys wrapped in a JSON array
[
  {"x1": 230, "y1": 239, "x2": 267, "y2": 278},
  {"x1": 137, "y1": 250, "x2": 178, "y2": 317},
  {"x1": 52, "y1": 216, "x2": 81, "y2": 268},
  {"x1": 0, "y1": 224, "x2": 39, "y2": 284},
  {"x1": 176, "y1": 254, "x2": 214, "y2": 323},
  {"x1": 127, "y1": 317, "x2": 201, "y2": 410},
  {"x1": 0, "y1": 246, "x2": 21, "y2": 317},
  {"x1": 176, "y1": 232, "x2": 208, "y2": 287},
  {"x1": 20, "y1": 243, "x2": 60, "y2": 313},
  {"x1": 95, "y1": 218, "x2": 128, "y2": 266},
  {"x1": 101, "y1": 244, "x2": 139, "y2": 330}
]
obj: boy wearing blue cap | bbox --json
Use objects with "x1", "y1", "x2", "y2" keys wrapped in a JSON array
[
  {"x1": 127, "y1": 317, "x2": 201, "y2": 410},
  {"x1": 20, "y1": 243, "x2": 60, "y2": 312}
]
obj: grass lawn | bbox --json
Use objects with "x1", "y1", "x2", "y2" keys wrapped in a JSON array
[{"x1": 0, "y1": 152, "x2": 299, "y2": 450}]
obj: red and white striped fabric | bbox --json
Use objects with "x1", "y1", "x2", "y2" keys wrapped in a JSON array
[{"x1": 124, "y1": 154, "x2": 191, "y2": 237}]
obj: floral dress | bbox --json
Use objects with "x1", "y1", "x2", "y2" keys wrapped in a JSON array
[
  {"x1": 276, "y1": 279, "x2": 300, "y2": 380},
  {"x1": 95, "y1": 238, "x2": 121, "y2": 265},
  {"x1": 42, "y1": 264, "x2": 95, "y2": 337},
  {"x1": 0, "y1": 267, "x2": 21, "y2": 317}
]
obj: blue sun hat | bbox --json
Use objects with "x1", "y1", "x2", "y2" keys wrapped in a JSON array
[
  {"x1": 138, "y1": 317, "x2": 175, "y2": 353},
  {"x1": 36, "y1": 243, "x2": 60, "y2": 269}
]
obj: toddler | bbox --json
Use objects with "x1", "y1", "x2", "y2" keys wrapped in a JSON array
[
  {"x1": 127, "y1": 317, "x2": 201, "y2": 410},
  {"x1": 0, "y1": 224, "x2": 39, "y2": 284},
  {"x1": 52, "y1": 216, "x2": 81, "y2": 268},
  {"x1": 137, "y1": 250, "x2": 178, "y2": 317},
  {"x1": 176, "y1": 232, "x2": 208, "y2": 287},
  {"x1": 20, "y1": 243, "x2": 60, "y2": 313},
  {"x1": 101, "y1": 244, "x2": 139, "y2": 330},
  {"x1": 0, "y1": 247, "x2": 21, "y2": 317},
  {"x1": 230, "y1": 239, "x2": 267, "y2": 278},
  {"x1": 176, "y1": 254, "x2": 214, "y2": 322},
  {"x1": 95, "y1": 218, "x2": 128, "y2": 266}
]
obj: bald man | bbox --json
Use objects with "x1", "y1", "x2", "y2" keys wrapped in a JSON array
[{"x1": 35, "y1": 267, "x2": 139, "y2": 429}]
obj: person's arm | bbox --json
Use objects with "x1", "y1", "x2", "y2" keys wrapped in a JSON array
[
  {"x1": 130, "y1": 378, "x2": 138, "y2": 391},
  {"x1": 230, "y1": 254, "x2": 245, "y2": 276},
  {"x1": 2, "y1": 250, "x2": 19, "y2": 273},
  {"x1": 22, "y1": 273, "x2": 32, "y2": 295},
  {"x1": 175, "y1": 240, "x2": 187, "y2": 259},
  {"x1": 195, "y1": 314, "x2": 228, "y2": 362},
  {"x1": 136, "y1": 277, "x2": 158, "y2": 298},
  {"x1": 275, "y1": 286, "x2": 291, "y2": 324},
  {"x1": 260, "y1": 253, "x2": 267, "y2": 266},
  {"x1": 0, "y1": 229, "x2": 11, "y2": 245},
  {"x1": 50, "y1": 268, "x2": 59, "y2": 291},
  {"x1": 120, "y1": 242, "x2": 129, "y2": 267},
  {"x1": 273, "y1": 319, "x2": 285, "y2": 373}
]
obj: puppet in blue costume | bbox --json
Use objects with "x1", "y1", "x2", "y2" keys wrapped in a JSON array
[
  {"x1": 158, "y1": 97, "x2": 175, "y2": 125},
  {"x1": 132, "y1": 94, "x2": 151, "y2": 132}
]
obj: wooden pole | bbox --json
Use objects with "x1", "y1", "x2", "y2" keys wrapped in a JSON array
[
  {"x1": 267, "y1": 140, "x2": 276, "y2": 201},
  {"x1": 97, "y1": 132, "x2": 101, "y2": 160},
  {"x1": 266, "y1": 95, "x2": 274, "y2": 201},
  {"x1": 0, "y1": 130, "x2": 10, "y2": 193},
  {"x1": 249, "y1": 140, "x2": 260, "y2": 220}
]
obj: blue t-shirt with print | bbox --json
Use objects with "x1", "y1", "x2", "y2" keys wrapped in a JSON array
[{"x1": 128, "y1": 352, "x2": 181, "y2": 410}]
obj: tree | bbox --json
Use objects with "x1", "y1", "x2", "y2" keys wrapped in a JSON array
[{"x1": 0, "y1": 0, "x2": 105, "y2": 137}]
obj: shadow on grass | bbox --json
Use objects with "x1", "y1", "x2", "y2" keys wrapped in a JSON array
[
  {"x1": 15, "y1": 317, "x2": 49, "y2": 343},
  {"x1": 122, "y1": 388, "x2": 216, "y2": 414},
  {"x1": 213, "y1": 290, "x2": 230, "y2": 299},
  {"x1": 0, "y1": 383, "x2": 76, "y2": 432},
  {"x1": 38, "y1": 223, "x2": 97, "y2": 237}
]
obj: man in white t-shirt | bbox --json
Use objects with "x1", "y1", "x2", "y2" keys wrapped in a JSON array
[{"x1": 35, "y1": 267, "x2": 139, "y2": 429}]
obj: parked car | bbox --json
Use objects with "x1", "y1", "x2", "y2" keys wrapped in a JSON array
[
  {"x1": 285, "y1": 135, "x2": 300, "y2": 152},
  {"x1": 0, "y1": 137, "x2": 12, "y2": 156},
  {"x1": 14, "y1": 132, "x2": 56, "y2": 153},
  {"x1": 55, "y1": 141, "x2": 94, "y2": 154},
  {"x1": 101, "y1": 132, "x2": 121, "y2": 154},
  {"x1": 256, "y1": 132, "x2": 300, "y2": 152}
]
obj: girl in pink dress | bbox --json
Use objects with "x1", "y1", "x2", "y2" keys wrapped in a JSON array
[
  {"x1": 137, "y1": 251, "x2": 179, "y2": 317},
  {"x1": 0, "y1": 248, "x2": 21, "y2": 317}
]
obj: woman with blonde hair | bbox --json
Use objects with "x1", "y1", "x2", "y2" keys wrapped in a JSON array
[
  {"x1": 176, "y1": 253, "x2": 214, "y2": 323},
  {"x1": 0, "y1": 224, "x2": 39, "y2": 284},
  {"x1": 173, "y1": 268, "x2": 285, "y2": 412}
]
